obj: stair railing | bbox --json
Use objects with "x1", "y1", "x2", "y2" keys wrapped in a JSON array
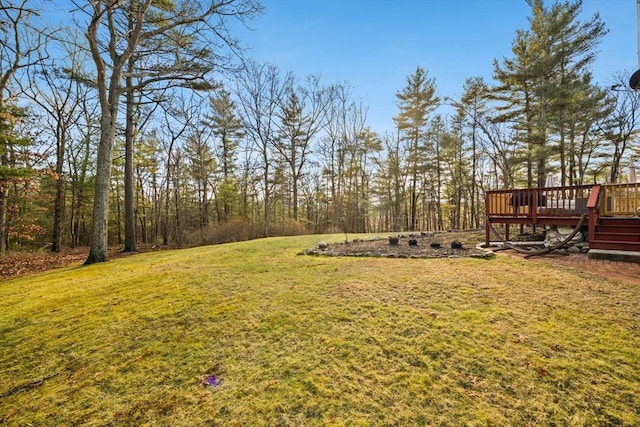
[{"x1": 587, "y1": 185, "x2": 601, "y2": 244}]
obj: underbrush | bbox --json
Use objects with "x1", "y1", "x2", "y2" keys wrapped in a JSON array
[{"x1": 183, "y1": 218, "x2": 311, "y2": 246}]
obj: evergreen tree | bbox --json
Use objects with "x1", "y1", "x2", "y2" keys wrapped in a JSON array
[
  {"x1": 205, "y1": 88, "x2": 244, "y2": 221},
  {"x1": 275, "y1": 76, "x2": 332, "y2": 221},
  {"x1": 0, "y1": 104, "x2": 35, "y2": 252},
  {"x1": 0, "y1": 0, "x2": 43, "y2": 255},
  {"x1": 456, "y1": 76, "x2": 492, "y2": 227},
  {"x1": 394, "y1": 66, "x2": 440, "y2": 230},
  {"x1": 493, "y1": 0, "x2": 607, "y2": 187}
]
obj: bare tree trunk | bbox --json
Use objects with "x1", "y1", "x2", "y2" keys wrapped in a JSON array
[
  {"x1": 52, "y1": 147, "x2": 65, "y2": 252},
  {"x1": 123, "y1": 77, "x2": 136, "y2": 252},
  {"x1": 0, "y1": 187, "x2": 6, "y2": 255},
  {"x1": 85, "y1": 110, "x2": 117, "y2": 264}
]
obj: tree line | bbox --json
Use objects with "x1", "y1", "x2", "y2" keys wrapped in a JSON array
[{"x1": 0, "y1": 0, "x2": 638, "y2": 262}]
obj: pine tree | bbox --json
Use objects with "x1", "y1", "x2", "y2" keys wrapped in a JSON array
[
  {"x1": 493, "y1": 0, "x2": 607, "y2": 187},
  {"x1": 0, "y1": 105, "x2": 35, "y2": 253},
  {"x1": 394, "y1": 66, "x2": 440, "y2": 231},
  {"x1": 205, "y1": 88, "x2": 244, "y2": 221},
  {"x1": 275, "y1": 76, "x2": 332, "y2": 221}
]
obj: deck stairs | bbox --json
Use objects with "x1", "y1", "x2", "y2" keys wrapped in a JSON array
[
  {"x1": 486, "y1": 183, "x2": 640, "y2": 263},
  {"x1": 590, "y1": 217, "x2": 640, "y2": 252},
  {"x1": 587, "y1": 217, "x2": 640, "y2": 263}
]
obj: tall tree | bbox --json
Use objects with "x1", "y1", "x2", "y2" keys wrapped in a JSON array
[
  {"x1": 492, "y1": 27, "x2": 540, "y2": 188},
  {"x1": 25, "y1": 36, "x2": 90, "y2": 252},
  {"x1": 205, "y1": 88, "x2": 244, "y2": 221},
  {"x1": 350, "y1": 126, "x2": 381, "y2": 232},
  {"x1": 157, "y1": 96, "x2": 196, "y2": 245},
  {"x1": 0, "y1": 104, "x2": 35, "y2": 252},
  {"x1": 67, "y1": 91, "x2": 99, "y2": 248},
  {"x1": 394, "y1": 66, "x2": 440, "y2": 231},
  {"x1": 535, "y1": 0, "x2": 607, "y2": 186},
  {"x1": 275, "y1": 75, "x2": 332, "y2": 221},
  {"x1": 236, "y1": 61, "x2": 291, "y2": 237},
  {"x1": 320, "y1": 82, "x2": 365, "y2": 231},
  {"x1": 0, "y1": 0, "x2": 44, "y2": 256},
  {"x1": 598, "y1": 80, "x2": 640, "y2": 183},
  {"x1": 453, "y1": 77, "x2": 492, "y2": 227},
  {"x1": 184, "y1": 127, "x2": 216, "y2": 228},
  {"x1": 373, "y1": 133, "x2": 406, "y2": 232},
  {"x1": 561, "y1": 77, "x2": 609, "y2": 186},
  {"x1": 493, "y1": 0, "x2": 607, "y2": 187},
  {"x1": 78, "y1": 0, "x2": 260, "y2": 264}
]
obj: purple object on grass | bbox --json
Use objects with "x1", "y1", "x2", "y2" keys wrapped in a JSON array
[{"x1": 205, "y1": 375, "x2": 220, "y2": 387}]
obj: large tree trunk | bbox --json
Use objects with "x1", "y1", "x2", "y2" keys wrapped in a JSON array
[
  {"x1": 262, "y1": 166, "x2": 270, "y2": 237},
  {"x1": 85, "y1": 110, "x2": 117, "y2": 264},
  {"x1": 51, "y1": 123, "x2": 66, "y2": 252},
  {"x1": 123, "y1": 79, "x2": 136, "y2": 252},
  {"x1": 51, "y1": 162, "x2": 65, "y2": 252},
  {"x1": 85, "y1": 65, "x2": 121, "y2": 264},
  {"x1": 0, "y1": 187, "x2": 7, "y2": 256}
]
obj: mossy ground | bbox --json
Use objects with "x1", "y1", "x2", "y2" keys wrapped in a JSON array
[{"x1": 1, "y1": 234, "x2": 638, "y2": 426}]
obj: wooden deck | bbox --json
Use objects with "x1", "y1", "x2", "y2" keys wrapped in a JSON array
[{"x1": 485, "y1": 183, "x2": 640, "y2": 252}]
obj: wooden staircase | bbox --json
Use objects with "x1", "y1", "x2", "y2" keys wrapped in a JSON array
[{"x1": 589, "y1": 217, "x2": 640, "y2": 252}]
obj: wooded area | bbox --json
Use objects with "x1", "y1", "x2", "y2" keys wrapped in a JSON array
[{"x1": 0, "y1": 0, "x2": 638, "y2": 263}]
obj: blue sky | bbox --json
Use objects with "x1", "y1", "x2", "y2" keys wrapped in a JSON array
[{"x1": 234, "y1": 0, "x2": 637, "y2": 136}]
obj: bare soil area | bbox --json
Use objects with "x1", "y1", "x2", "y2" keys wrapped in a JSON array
[{"x1": 301, "y1": 230, "x2": 492, "y2": 259}]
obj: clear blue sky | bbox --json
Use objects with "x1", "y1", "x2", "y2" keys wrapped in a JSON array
[{"x1": 235, "y1": 0, "x2": 637, "y2": 136}]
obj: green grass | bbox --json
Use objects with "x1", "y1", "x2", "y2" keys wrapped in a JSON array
[{"x1": 1, "y1": 234, "x2": 639, "y2": 426}]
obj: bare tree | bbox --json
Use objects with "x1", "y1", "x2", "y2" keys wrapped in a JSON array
[
  {"x1": 156, "y1": 95, "x2": 197, "y2": 246},
  {"x1": 24, "y1": 31, "x2": 92, "y2": 252},
  {"x1": 597, "y1": 78, "x2": 640, "y2": 183},
  {"x1": 74, "y1": 0, "x2": 261, "y2": 264},
  {"x1": 0, "y1": 0, "x2": 46, "y2": 256},
  {"x1": 235, "y1": 61, "x2": 290, "y2": 237},
  {"x1": 274, "y1": 74, "x2": 332, "y2": 221}
]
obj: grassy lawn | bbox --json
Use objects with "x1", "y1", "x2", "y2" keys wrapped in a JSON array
[{"x1": 1, "y1": 234, "x2": 638, "y2": 426}]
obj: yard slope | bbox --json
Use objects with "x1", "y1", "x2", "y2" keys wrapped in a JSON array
[{"x1": 1, "y1": 234, "x2": 638, "y2": 426}]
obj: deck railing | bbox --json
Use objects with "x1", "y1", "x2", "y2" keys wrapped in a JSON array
[
  {"x1": 486, "y1": 185, "x2": 594, "y2": 219},
  {"x1": 485, "y1": 183, "x2": 640, "y2": 248},
  {"x1": 601, "y1": 183, "x2": 640, "y2": 216}
]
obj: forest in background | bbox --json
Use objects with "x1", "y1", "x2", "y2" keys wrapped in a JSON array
[{"x1": 0, "y1": 0, "x2": 639, "y2": 259}]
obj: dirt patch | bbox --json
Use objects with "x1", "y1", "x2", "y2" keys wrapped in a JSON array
[
  {"x1": 0, "y1": 248, "x2": 87, "y2": 279},
  {"x1": 0, "y1": 245, "x2": 167, "y2": 280},
  {"x1": 300, "y1": 230, "x2": 494, "y2": 259}
]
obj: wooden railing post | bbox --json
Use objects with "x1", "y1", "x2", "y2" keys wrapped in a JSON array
[
  {"x1": 485, "y1": 192, "x2": 491, "y2": 247},
  {"x1": 587, "y1": 185, "x2": 601, "y2": 244}
]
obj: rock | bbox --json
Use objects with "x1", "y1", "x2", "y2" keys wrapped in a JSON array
[
  {"x1": 316, "y1": 241, "x2": 328, "y2": 250},
  {"x1": 544, "y1": 227, "x2": 583, "y2": 248},
  {"x1": 513, "y1": 232, "x2": 545, "y2": 242},
  {"x1": 576, "y1": 241, "x2": 590, "y2": 253},
  {"x1": 544, "y1": 229, "x2": 562, "y2": 248}
]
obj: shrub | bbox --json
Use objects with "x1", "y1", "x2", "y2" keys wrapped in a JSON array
[{"x1": 184, "y1": 218, "x2": 260, "y2": 246}]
